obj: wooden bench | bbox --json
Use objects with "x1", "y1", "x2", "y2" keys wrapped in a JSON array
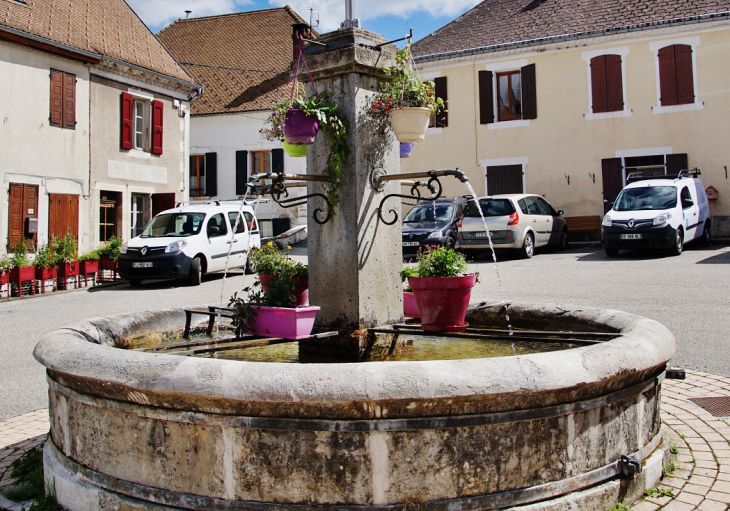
[{"x1": 563, "y1": 215, "x2": 602, "y2": 241}]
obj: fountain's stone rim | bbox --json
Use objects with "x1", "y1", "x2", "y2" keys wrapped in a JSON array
[{"x1": 34, "y1": 302, "x2": 675, "y2": 419}]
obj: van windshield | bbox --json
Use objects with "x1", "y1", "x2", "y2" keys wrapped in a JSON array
[
  {"x1": 140, "y1": 213, "x2": 205, "y2": 238},
  {"x1": 614, "y1": 187, "x2": 677, "y2": 211}
]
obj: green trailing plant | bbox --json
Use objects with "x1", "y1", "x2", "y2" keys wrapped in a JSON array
[
  {"x1": 370, "y1": 44, "x2": 445, "y2": 117},
  {"x1": 412, "y1": 245, "x2": 470, "y2": 278},
  {"x1": 10, "y1": 240, "x2": 31, "y2": 268},
  {"x1": 260, "y1": 98, "x2": 290, "y2": 143},
  {"x1": 610, "y1": 503, "x2": 631, "y2": 511},
  {"x1": 2, "y1": 445, "x2": 44, "y2": 502},
  {"x1": 670, "y1": 445, "x2": 679, "y2": 455},
  {"x1": 78, "y1": 250, "x2": 101, "y2": 262},
  {"x1": 98, "y1": 236, "x2": 123, "y2": 261},
  {"x1": 644, "y1": 487, "x2": 674, "y2": 499},
  {"x1": 50, "y1": 233, "x2": 77, "y2": 265},
  {"x1": 33, "y1": 244, "x2": 56, "y2": 269},
  {"x1": 664, "y1": 459, "x2": 676, "y2": 475},
  {"x1": 400, "y1": 265, "x2": 418, "y2": 291},
  {"x1": 228, "y1": 263, "x2": 302, "y2": 337}
]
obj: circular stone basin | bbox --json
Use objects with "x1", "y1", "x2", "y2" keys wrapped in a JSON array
[{"x1": 34, "y1": 302, "x2": 675, "y2": 511}]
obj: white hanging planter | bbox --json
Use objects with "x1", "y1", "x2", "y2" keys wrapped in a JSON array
[{"x1": 388, "y1": 107, "x2": 431, "y2": 142}]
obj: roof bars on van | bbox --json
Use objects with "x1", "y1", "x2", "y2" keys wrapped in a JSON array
[{"x1": 626, "y1": 167, "x2": 701, "y2": 184}]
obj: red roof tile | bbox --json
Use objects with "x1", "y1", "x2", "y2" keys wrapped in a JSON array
[
  {"x1": 0, "y1": 0, "x2": 195, "y2": 84},
  {"x1": 157, "y1": 7, "x2": 311, "y2": 115},
  {"x1": 413, "y1": 0, "x2": 730, "y2": 59}
]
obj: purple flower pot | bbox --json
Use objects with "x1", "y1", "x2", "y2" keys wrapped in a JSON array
[
  {"x1": 249, "y1": 305, "x2": 320, "y2": 340},
  {"x1": 400, "y1": 142, "x2": 414, "y2": 158},
  {"x1": 283, "y1": 109, "x2": 319, "y2": 145}
]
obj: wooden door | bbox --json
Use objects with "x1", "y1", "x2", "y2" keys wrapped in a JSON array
[
  {"x1": 601, "y1": 158, "x2": 624, "y2": 213},
  {"x1": 7, "y1": 183, "x2": 38, "y2": 250},
  {"x1": 48, "y1": 194, "x2": 79, "y2": 241}
]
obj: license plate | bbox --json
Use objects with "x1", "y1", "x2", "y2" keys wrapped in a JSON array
[
  {"x1": 402, "y1": 242, "x2": 419, "y2": 247},
  {"x1": 474, "y1": 232, "x2": 493, "y2": 238},
  {"x1": 132, "y1": 262, "x2": 153, "y2": 268},
  {"x1": 620, "y1": 234, "x2": 642, "y2": 240}
]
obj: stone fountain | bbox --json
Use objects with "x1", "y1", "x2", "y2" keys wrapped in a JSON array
[{"x1": 34, "y1": 26, "x2": 674, "y2": 511}]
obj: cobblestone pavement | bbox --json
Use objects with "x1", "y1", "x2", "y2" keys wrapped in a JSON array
[{"x1": 0, "y1": 371, "x2": 728, "y2": 510}]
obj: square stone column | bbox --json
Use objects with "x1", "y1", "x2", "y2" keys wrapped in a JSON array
[{"x1": 302, "y1": 29, "x2": 402, "y2": 333}]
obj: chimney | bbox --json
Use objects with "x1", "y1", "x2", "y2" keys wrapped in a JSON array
[
  {"x1": 184, "y1": 10, "x2": 192, "y2": 19},
  {"x1": 291, "y1": 23, "x2": 311, "y2": 60}
]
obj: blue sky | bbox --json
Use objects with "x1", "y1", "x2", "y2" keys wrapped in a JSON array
[{"x1": 127, "y1": 0, "x2": 480, "y2": 43}]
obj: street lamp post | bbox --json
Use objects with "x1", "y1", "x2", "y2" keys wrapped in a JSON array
[{"x1": 340, "y1": 0, "x2": 361, "y2": 29}]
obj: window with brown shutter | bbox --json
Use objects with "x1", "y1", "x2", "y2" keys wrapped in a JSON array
[
  {"x1": 659, "y1": 45, "x2": 695, "y2": 106},
  {"x1": 478, "y1": 70, "x2": 494, "y2": 124},
  {"x1": 49, "y1": 70, "x2": 75, "y2": 129},
  {"x1": 428, "y1": 77, "x2": 448, "y2": 128},
  {"x1": 151, "y1": 100, "x2": 164, "y2": 155},
  {"x1": 590, "y1": 55, "x2": 624, "y2": 113}
]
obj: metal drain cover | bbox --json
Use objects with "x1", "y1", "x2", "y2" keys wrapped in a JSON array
[{"x1": 688, "y1": 397, "x2": 730, "y2": 417}]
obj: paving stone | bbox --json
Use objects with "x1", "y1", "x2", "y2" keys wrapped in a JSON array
[
  {"x1": 705, "y1": 490, "x2": 730, "y2": 503},
  {"x1": 631, "y1": 501, "x2": 661, "y2": 511},
  {"x1": 690, "y1": 475, "x2": 718, "y2": 487},
  {"x1": 675, "y1": 491, "x2": 705, "y2": 505},
  {"x1": 684, "y1": 483, "x2": 713, "y2": 495},
  {"x1": 662, "y1": 500, "x2": 701, "y2": 511},
  {"x1": 712, "y1": 480, "x2": 730, "y2": 494}
]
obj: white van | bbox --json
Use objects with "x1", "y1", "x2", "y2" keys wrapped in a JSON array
[
  {"x1": 602, "y1": 170, "x2": 711, "y2": 257},
  {"x1": 118, "y1": 201, "x2": 261, "y2": 286}
]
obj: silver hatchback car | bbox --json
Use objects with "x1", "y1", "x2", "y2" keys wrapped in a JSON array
[{"x1": 459, "y1": 194, "x2": 568, "y2": 258}]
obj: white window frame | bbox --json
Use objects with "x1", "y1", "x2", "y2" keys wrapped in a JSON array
[
  {"x1": 485, "y1": 59, "x2": 530, "y2": 129},
  {"x1": 649, "y1": 36, "x2": 704, "y2": 115},
  {"x1": 128, "y1": 89, "x2": 154, "y2": 152},
  {"x1": 582, "y1": 47, "x2": 632, "y2": 120},
  {"x1": 479, "y1": 156, "x2": 529, "y2": 195}
]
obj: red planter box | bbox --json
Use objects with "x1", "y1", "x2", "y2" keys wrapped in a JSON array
[
  {"x1": 409, "y1": 275, "x2": 477, "y2": 333},
  {"x1": 0, "y1": 271, "x2": 9, "y2": 299},
  {"x1": 79, "y1": 260, "x2": 99, "y2": 287},
  {"x1": 35, "y1": 267, "x2": 58, "y2": 293},
  {"x1": 9, "y1": 266, "x2": 36, "y2": 297},
  {"x1": 57, "y1": 262, "x2": 80, "y2": 290},
  {"x1": 99, "y1": 257, "x2": 118, "y2": 282}
]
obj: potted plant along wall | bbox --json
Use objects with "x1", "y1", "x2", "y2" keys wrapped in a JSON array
[
  {"x1": 0, "y1": 256, "x2": 12, "y2": 298},
  {"x1": 33, "y1": 244, "x2": 57, "y2": 293},
  {"x1": 79, "y1": 250, "x2": 100, "y2": 286},
  {"x1": 408, "y1": 246, "x2": 477, "y2": 332},
  {"x1": 52, "y1": 233, "x2": 79, "y2": 290},
  {"x1": 370, "y1": 44, "x2": 445, "y2": 143},
  {"x1": 229, "y1": 262, "x2": 319, "y2": 340},
  {"x1": 98, "y1": 236, "x2": 122, "y2": 281},
  {"x1": 250, "y1": 242, "x2": 309, "y2": 306},
  {"x1": 9, "y1": 241, "x2": 35, "y2": 296},
  {"x1": 400, "y1": 266, "x2": 420, "y2": 318}
]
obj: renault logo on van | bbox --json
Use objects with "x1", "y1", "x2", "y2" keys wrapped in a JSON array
[
  {"x1": 141, "y1": 246, "x2": 148, "y2": 256},
  {"x1": 628, "y1": 219, "x2": 635, "y2": 229}
]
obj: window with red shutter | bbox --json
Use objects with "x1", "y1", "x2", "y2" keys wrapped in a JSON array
[
  {"x1": 49, "y1": 70, "x2": 75, "y2": 129},
  {"x1": 659, "y1": 44, "x2": 694, "y2": 107},
  {"x1": 590, "y1": 55, "x2": 623, "y2": 113},
  {"x1": 151, "y1": 100, "x2": 164, "y2": 155},
  {"x1": 120, "y1": 92, "x2": 133, "y2": 150}
]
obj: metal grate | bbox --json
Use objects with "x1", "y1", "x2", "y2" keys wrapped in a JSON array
[{"x1": 688, "y1": 397, "x2": 730, "y2": 417}]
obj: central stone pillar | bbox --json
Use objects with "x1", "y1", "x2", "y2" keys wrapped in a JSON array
[{"x1": 303, "y1": 29, "x2": 402, "y2": 350}]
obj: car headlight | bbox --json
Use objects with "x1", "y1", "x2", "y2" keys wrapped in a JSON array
[
  {"x1": 653, "y1": 213, "x2": 672, "y2": 226},
  {"x1": 425, "y1": 231, "x2": 445, "y2": 240},
  {"x1": 120, "y1": 242, "x2": 128, "y2": 254},
  {"x1": 602, "y1": 215, "x2": 612, "y2": 227},
  {"x1": 165, "y1": 240, "x2": 188, "y2": 253}
]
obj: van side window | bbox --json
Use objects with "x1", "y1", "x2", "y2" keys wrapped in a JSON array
[
  {"x1": 680, "y1": 187, "x2": 693, "y2": 209},
  {"x1": 207, "y1": 213, "x2": 228, "y2": 237},
  {"x1": 227, "y1": 212, "x2": 246, "y2": 234},
  {"x1": 244, "y1": 212, "x2": 258, "y2": 232}
]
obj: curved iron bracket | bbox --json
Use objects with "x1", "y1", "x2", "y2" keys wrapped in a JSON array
[
  {"x1": 377, "y1": 175, "x2": 443, "y2": 225},
  {"x1": 267, "y1": 181, "x2": 332, "y2": 225}
]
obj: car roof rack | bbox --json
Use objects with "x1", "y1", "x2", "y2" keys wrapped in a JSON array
[{"x1": 626, "y1": 168, "x2": 701, "y2": 184}]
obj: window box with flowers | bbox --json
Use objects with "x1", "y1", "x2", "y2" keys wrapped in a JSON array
[
  {"x1": 33, "y1": 244, "x2": 57, "y2": 293},
  {"x1": 370, "y1": 44, "x2": 445, "y2": 143}
]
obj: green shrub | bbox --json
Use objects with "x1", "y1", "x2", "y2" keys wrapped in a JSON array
[
  {"x1": 412, "y1": 245, "x2": 469, "y2": 278},
  {"x1": 78, "y1": 250, "x2": 101, "y2": 262},
  {"x1": 98, "y1": 236, "x2": 122, "y2": 261},
  {"x1": 50, "y1": 234, "x2": 78, "y2": 265},
  {"x1": 33, "y1": 245, "x2": 55, "y2": 269},
  {"x1": 10, "y1": 240, "x2": 31, "y2": 268}
]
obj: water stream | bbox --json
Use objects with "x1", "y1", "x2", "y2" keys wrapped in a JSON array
[{"x1": 461, "y1": 182, "x2": 513, "y2": 334}]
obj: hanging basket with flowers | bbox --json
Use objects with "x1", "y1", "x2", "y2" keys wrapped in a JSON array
[{"x1": 369, "y1": 44, "x2": 445, "y2": 143}]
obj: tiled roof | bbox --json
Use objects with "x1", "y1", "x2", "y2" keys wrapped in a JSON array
[
  {"x1": 0, "y1": 0, "x2": 195, "y2": 85},
  {"x1": 157, "y1": 7, "x2": 311, "y2": 116},
  {"x1": 412, "y1": 0, "x2": 730, "y2": 59}
]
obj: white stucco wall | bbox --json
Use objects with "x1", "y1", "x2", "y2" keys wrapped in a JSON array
[
  {"x1": 190, "y1": 113, "x2": 308, "y2": 228},
  {"x1": 0, "y1": 41, "x2": 91, "y2": 254}
]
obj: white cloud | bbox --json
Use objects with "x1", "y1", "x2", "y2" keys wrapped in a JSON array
[
  {"x1": 269, "y1": 0, "x2": 480, "y2": 33},
  {"x1": 127, "y1": 0, "x2": 254, "y2": 32}
]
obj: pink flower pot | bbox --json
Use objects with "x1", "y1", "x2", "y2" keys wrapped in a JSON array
[
  {"x1": 250, "y1": 305, "x2": 320, "y2": 340},
  {"x1": 403, "y1": 291, "x2": 420, "y2": 318},
  {"x1": 283, "y1": 108, "x2": 319, "y2": 145},
  {"x1": 409, "y1": 275, "x2": 477, "y2": 332},
  {"x1": 259, "y1": 274, "x2": 309, "y2": 306}
]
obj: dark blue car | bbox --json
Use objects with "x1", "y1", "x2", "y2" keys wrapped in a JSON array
[{"x1": 401, "y1": 197, "x2": 468, "y2": 259}]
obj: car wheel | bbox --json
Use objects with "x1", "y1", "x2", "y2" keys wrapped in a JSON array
[
  {"x1": 445, "y1": 237, "x2": 455, "y2": 251},
  {"x1": 605, "y1": 248, "x2": 619, "y2": 257},
  {"x1": 245, "y1": 253, "x2": 256, "y2": 274},
  {"x1": 559, "y1": 229, "x2": 569, "y2": 250},
  {"x1": 670, "y1": 228, "x2": 684, "y2": 256},
  {"x1": 700, "y1": 221, "x2": 712, "y2": 246},
  {"x1": 519, "y1": 232, "x2": 534, "y2": 259},
  {"x1": 129, "y1": 278, "x2": 142, "y2": 288},
  {"x1": 188, "y1": 257, "x2": 203, "y2": 286}
]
